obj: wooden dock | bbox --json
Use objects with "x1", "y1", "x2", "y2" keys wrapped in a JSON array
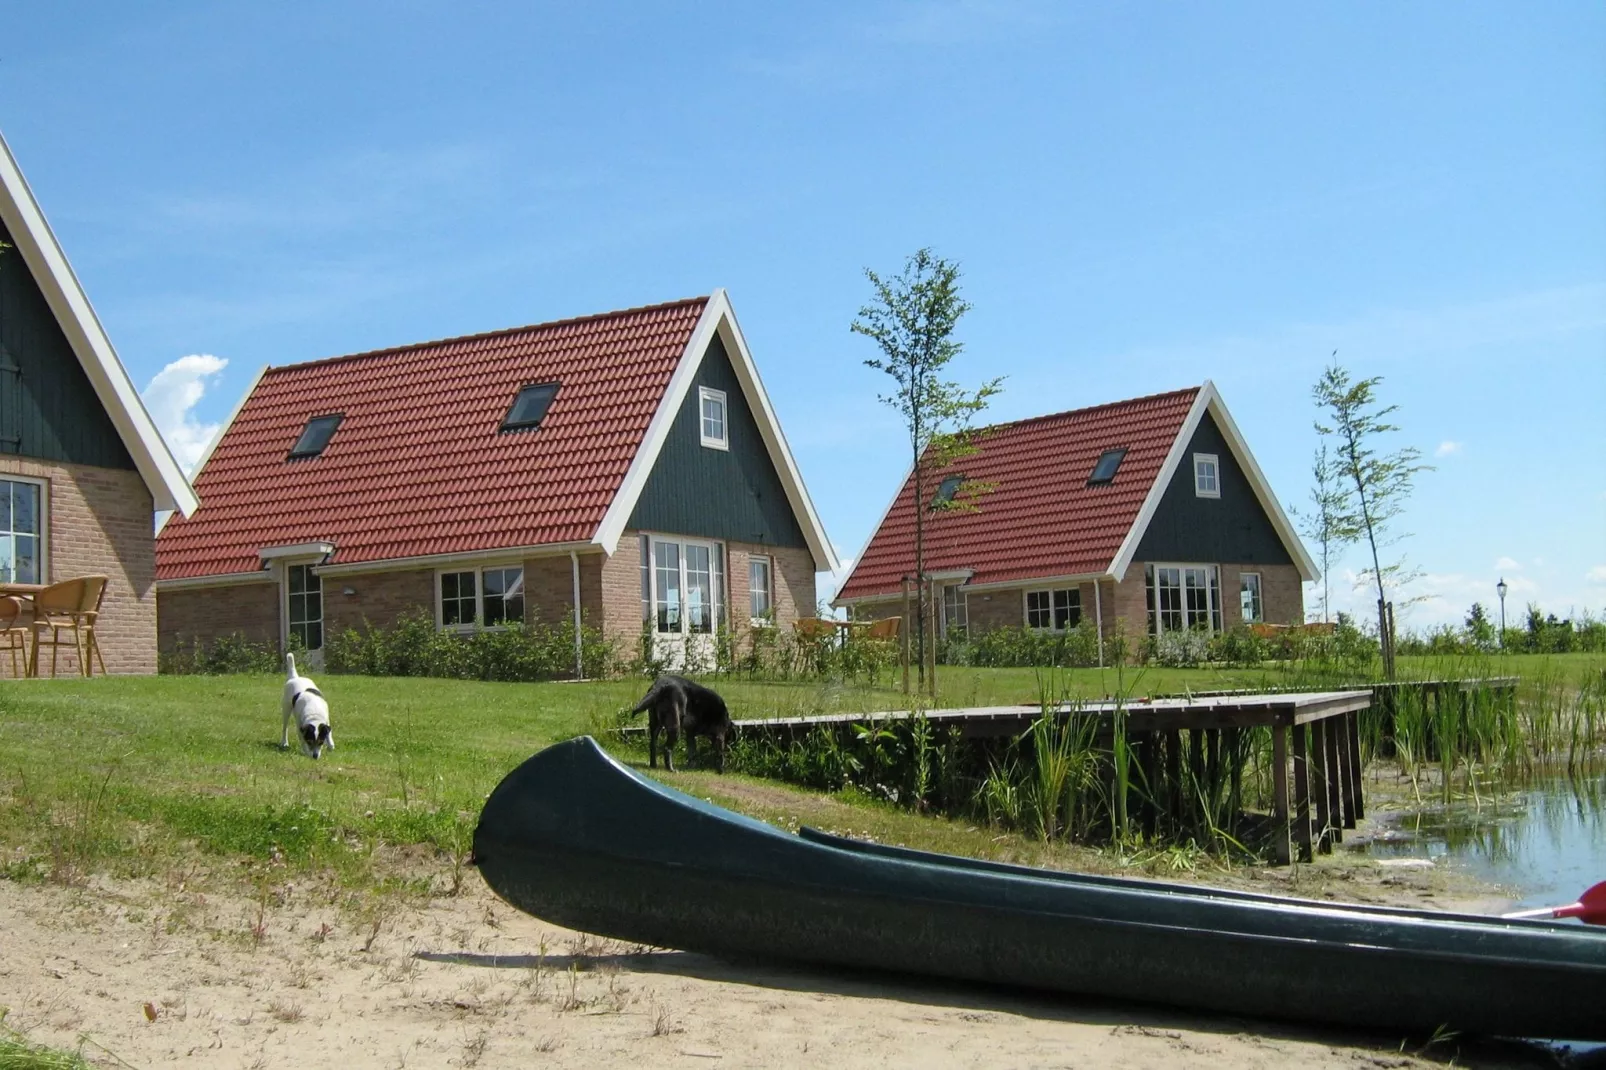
[{"x1": 629, "y1": 690, "x2": 1372, "y2": 866}]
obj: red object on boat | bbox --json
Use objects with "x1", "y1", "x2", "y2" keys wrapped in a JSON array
[{"x1": 1502, "y1": 881, "x2": 1606, "y2": 926}]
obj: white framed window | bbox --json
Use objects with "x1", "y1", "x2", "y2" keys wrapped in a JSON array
[
  {"x1": 1145, "y1": 563, "x2": 1221, "y2": 636},
  {"x1": 438, "y1": 565, "x2": 525, "y2": 630},
  {"x1": 698, "y1": 387, "x2": 728, "y2": 450},
  {"x1": 941, "y1": 583, "x2": 968, "y2": 636},
  {"x1": 286, "y1": 563, "x2": 324, "y2": 650},
  {"x1": 0, "y1": 476, "x2": 45, "y2": 584},
  {"x1": 1239, "y1": 572, "x2": 1263, "y2": 624},
  {"x1": 645, "y1": 535, "x2": 726, "y2": 635},
  {"x1": 1025, "y1": 587, "x2": 1081, "y2": 631},
  {"x1": 1194, "y1": 453, "x2": 1220, "y2": 498},
  {"x1": 749, "y1": 555, "x2": 773, "y2": 624},
  {"x1": 482, "y1": 566, "x2": 525, "y2": 627}
]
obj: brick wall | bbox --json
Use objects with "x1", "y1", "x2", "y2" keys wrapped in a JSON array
[
  {"x1": 963, "y1": 588, "x2": 1023, "y2": 632},
  {"x1": 520, "y1": 553, "x2": 604, "y2": 630},
  {"x1": 767, "y1": 543, "x2": 816, "y2": 629},
  {"x1": 154, "y1": 539, "x2": 831, "y2": 671},
  {"x1": 157, "y1": 581, "x2": 279, "y2": 657},
  {"x1": 2, "y1": 457, "x2": 158, "y2": 675},
  {"x1": 322, "y1": 568, "x2": 434, "y2": 637},
  {"x1": 599, "y1": 537, "x2": 646, "y2": 647},
  {"x1": 1259, "y1": 563, "x2": 1304, "y2": 626}
]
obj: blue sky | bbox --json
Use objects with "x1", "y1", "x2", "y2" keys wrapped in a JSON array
[{"x1": 4, "y1": 2, "x2": 1603, "y2": 630}]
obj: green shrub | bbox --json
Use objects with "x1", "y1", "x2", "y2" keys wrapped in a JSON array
[
  {"x1": 324, "y1": 609, "x2": 617, "y2": 681},
  {"x1": 159, "y1": 632, "x2": 285, "y2": 675},
  {"x1": 941, "y1": 621, "x2": 1102, "y2": 668}
]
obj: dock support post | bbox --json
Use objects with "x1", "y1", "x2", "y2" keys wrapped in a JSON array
[
  {"x1": 1334, "y1": 715, "x2": 1356, "y2": 829},
  {"x1": 1272, "y1": 724, "x2": 1290, "y2": 866},
  {"x1": 1324, "y1": 718, "x2": 1345, "y2": 841},
  {"x1": 1141, "y1": 731, "x2": 1160, "y2": 837},
  {"x1": 1347, "y1": 709, "x2": 1365, "y2": 820},
  {"x1": 1188, "y1": 729, "x2": 1205, "y2": 835},
  {"x1": 1292, "y1": 723, "x2": 1313, "y2": 863},
  {"x1": 1310, "y1": 720, "x2": 1332, "y2": 853},
  {"x1": 1225, "y1": 727, "x2": 1242, "y2": 832},
  {"x1": 1165, "y1": 730, "x2": 1183, "y2": 832}
]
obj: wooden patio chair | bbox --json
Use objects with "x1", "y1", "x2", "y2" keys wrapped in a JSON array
[
  {"x1": 865, "y1": 617, "x2": 901, "y2": 641},
  {"x1": 29, "y1": 576, "x2": 109, "y2": 678},
  {"x1": 793, "y1": 618, "x2": 838, "y2": 643},
  {"x1": 0, "y1": 596, "x2": 30, "y2": 678}
]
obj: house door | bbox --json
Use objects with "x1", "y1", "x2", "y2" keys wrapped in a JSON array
[
  {"x1": 647, "y1": 536, "x2": 725, "y2": 670},
  {"x1": 285, "y1": 562, "x2": 325, "y2": 666}
]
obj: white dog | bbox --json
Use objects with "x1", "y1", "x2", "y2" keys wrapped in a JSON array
[{"x1": 281, "y1": 653, "x2": 333, "y2": 759}]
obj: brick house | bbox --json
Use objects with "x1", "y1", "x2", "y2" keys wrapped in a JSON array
[
  {"x1": 0, "y1": 131, "x2": 198, "y2": 674},
  {"x1": 154, "y1": 292, "x2": 836, "y2": 671},
  {"x1": 833, "y1": 383, "x2": 1316, "y2": 659}
]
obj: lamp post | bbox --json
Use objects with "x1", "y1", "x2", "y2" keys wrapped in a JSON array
[{"x1": 1496, "y1": 577, "x2": 1508, "y2": 650}]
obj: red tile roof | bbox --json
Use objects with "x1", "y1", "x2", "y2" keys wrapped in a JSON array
[
  {"x1": 835, "y1": 386, "x2": 1201, "y2": 600},
  {"x1": 157, "y1": 297, "x2": 708, "y2": 580}
]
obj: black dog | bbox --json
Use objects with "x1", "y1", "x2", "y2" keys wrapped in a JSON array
[{"x1": 632, "y1": 674, "x2": 731, "y2": 773}]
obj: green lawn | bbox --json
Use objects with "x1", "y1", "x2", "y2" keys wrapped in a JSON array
[{"x1": 0, "y1": 654, "x2": 1598, "y2": 897}]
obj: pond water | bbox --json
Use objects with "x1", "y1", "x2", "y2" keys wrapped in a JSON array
[
  {"x1": 1360, "y1": 773, "x2": 1605, "y2": 1056},
  {"x1": 1360, "y1": 770, "x2": 1606, "y2": 914}
]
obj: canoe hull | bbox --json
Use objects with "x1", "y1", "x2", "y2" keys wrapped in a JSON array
[{"x1": 473, "y1": 737, "x2": 1606, "y2": 1041}]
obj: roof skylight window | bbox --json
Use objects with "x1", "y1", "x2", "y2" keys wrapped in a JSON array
[
  {"x1": 932, "y1": 474, "x2": 964, "y2": 508},
  {"x1": 288, "y1": 414, "x2": 343, "y2": 459},
  {"x1": 500, "y1": 382, "x2": 559, "y2": 432},
  {"x1": 1087, "y1": 448, "x2": 1127, "y2": 485}
]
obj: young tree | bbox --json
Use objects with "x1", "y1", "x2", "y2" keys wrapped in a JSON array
[
  {"x1": 1312, "y1": 361, "x2": 1431, "y2": 677},
  {"x1": 1295, "y1": 442, "x2": 1359, "y2": 623},
  {"x1": 853, "y1": 248, "x2": 1002, "y2": 686},
  {"x1": 1465, "y1": 602, "x2": 1495, "y2": 650}
]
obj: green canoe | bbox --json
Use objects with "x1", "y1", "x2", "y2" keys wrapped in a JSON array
[{"x1": 472, "y1": 737, "x2": 1606, "y2": 1041}]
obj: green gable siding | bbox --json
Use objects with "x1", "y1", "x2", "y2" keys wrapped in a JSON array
[
  {"x1": 628, "y1": 335, "x2": 808, "y2": 549},
  {"x1": 1134, "y1": 412, "x2": 1293, "y2": 565},
  {"x1": 0, "y1": 219, "x2": 135, "y2": 470}
]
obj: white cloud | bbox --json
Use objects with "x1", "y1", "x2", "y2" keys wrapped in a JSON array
[
  {"x1": 141, "y1": 355, "x2": 228, "y2": 474},
  {"x1": 1587, "y1": 565, "x2": 1606, "y2": 586},
  {"x1": 1494, "y1": 556, "x2": 1522, "y2": 572},
  {"x1": 1434, "y1": 440, "x2": 1463, "y2": 458},
  {"x1": 816, "y1": 546, "x2": 858, "y2": 611}
]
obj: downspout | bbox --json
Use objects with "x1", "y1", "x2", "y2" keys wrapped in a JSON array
[
  {"x1": 570, "y1": 550, "x2": 584, "y2": 679},
  {"x1": 1094, "y1": 578, "x2": 1105, "y2": 668}
]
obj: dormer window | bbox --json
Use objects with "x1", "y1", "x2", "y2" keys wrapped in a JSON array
[
  {"x1": 288, "y1": 414, "x2": 343, "y2": 459},
  {"x1": 1194, "y1": 453, "x2": 1220, "y2": 498},
  {"x1": 932, "y1": 474, "x2": 963, "y2": 509},
  {"x1": 501, "y1": 382, "x2": 559, "y2": 432},
  {"x1": 1087, "y1": 448, "x2": 1126, "y2": 485},
  {"x1": 699, "y1": 387, "x2": 728, "y2": 450}
]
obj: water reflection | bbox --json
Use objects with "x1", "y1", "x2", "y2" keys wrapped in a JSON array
[{"x1": 1363, "y1": 771, "x2": 1606, "y2": 913}]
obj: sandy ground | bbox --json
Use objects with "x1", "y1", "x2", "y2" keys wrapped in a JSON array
[{"x1": 0, "y1": 870, "x2": 1578, "y2": 1070}]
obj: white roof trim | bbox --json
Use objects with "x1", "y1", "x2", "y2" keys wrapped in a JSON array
[
  {"x1": 0, "y1": 129, "x2": 198, "y2": 516},
  {"x1": 1108, "y1": 381, "x2": 1318, "y2": 583},
  {"x1": 963, "y1": 570, "x2": 1109, "y2": 595},
  {"x1": 156, "y1": 570, "x2": 276, "y2": 591},
  {"x1": 314, "y1": 540, "x2": 598, "y2": 577},
  {"x1": 259, "y1": 541, "x2": 336, "y2": 562},
  {"x1": 592, "y1": 290, "x2": 838, "y2": 573}
]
